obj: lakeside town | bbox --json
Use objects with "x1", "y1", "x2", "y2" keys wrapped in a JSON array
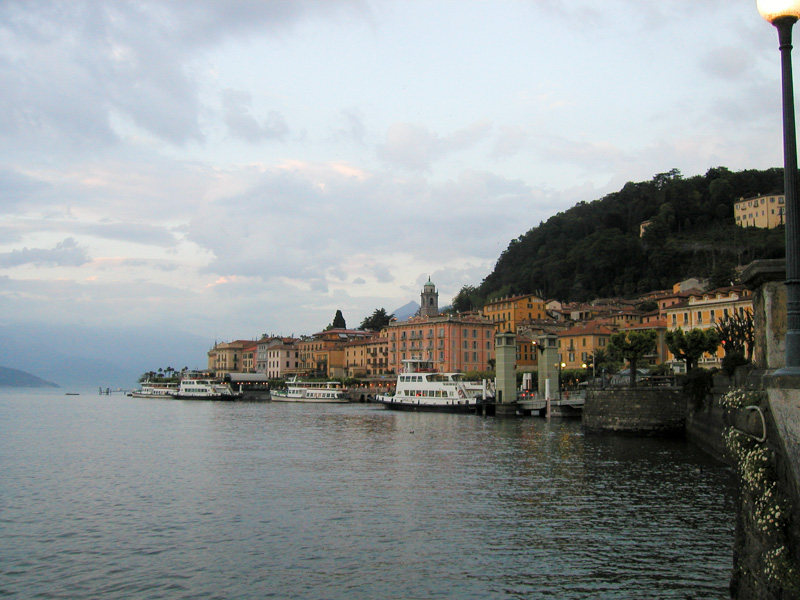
[{"x1": 203, "y1": 272, "x2": 752, "y2": 387}]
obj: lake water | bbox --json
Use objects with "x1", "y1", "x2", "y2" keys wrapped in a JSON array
[{"x1": 0, "y1": 388, "x2": 736, "y2": 599}]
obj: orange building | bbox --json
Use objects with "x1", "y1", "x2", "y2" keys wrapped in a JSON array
[
  {"x1": 557, "y1": 322, "x2": 616, "y2": 370},
  {"x1": 383, "y1": 313, "x2": 496, "y2": 374}
]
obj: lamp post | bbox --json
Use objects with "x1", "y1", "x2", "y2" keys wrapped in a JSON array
[{"x1": 759, "y1": 0, "x2": 800, "y2": 374}]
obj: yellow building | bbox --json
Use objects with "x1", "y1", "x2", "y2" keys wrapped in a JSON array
[
  {"x1": 298, "y1": 329, "x2": 372, "y2": 378},
  {"x1": 482, "y1": 294, "x2": 547, "y2": 332},
  {"x1": 343, "y1": 336, "x2": 390, "y2": 378},
  {"x1": 208, "y1": 340, "x2": 253, "y2": 375},
  {"x1": 663, "y1": 286, "x2": 753, "y2": 370},
  {"x1": 734, "y1": 194, "x2": 785, "y2": 228}
]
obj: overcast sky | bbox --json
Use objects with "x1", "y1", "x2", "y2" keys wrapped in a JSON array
[{"x1": 0, "y1": 0, "x2": 788, "y2": 340}]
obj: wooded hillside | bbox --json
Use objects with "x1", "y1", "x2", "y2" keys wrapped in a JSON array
[{"x1": 453, "y1": 167, "x2": 786, "y2": 310}]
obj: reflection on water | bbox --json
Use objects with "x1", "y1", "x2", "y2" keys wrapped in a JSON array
[{"x1": 0, "y1": 389, "x2": 735, "y2": 599}]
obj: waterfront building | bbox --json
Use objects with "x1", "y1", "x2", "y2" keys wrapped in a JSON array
[
  {"x1": 298, "y1": 329, "x2": 372, "y2": 378},
  {"x1": 343, "y1": 336, "x2": 390, "y2": 378},
  {"x1": 734, "y1": 193, "x2": 785, "y2": 228},
  {"x1": 662, "y1": 285, "x2": 753, "y2": 371},
  {"x1": 208, "y1": 340, "x2": 254, "y2": 375},
  {"x1": 257, "y1": 337, "x2": 301, "y2": 379},
  {"x1": 383, "y1": 313, "x2": 495, "y2": 374},
  {"x1": 482, "y1": 293, "x2": 547, "y2": 333}
]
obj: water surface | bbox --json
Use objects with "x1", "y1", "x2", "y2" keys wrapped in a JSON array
[{"x1": 0, "y1": 389, "x2": 735, "y2": 599}]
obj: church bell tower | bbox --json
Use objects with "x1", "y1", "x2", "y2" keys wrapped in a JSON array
[{"x1": 420, "y1": 277, "x2": 439, "y2": 318}]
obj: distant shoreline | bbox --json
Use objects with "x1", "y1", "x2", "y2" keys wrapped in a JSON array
[{"x1": 0, "y1": 366, "x2": 59, "y2": 388}]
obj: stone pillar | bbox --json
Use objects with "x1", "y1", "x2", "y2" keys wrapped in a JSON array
[
  {"x1": 536, "y1": 333, "x2": 559, "y2": 400},
  {"x1": 495, "y1": 331, "x2": 518, "y2": 417},
  {"x1": 740, "y1": 259, "x2": 787, "y2": 370}
]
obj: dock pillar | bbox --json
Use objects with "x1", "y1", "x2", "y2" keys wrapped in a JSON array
[{"x1": 494, "y1": 330, "x2": 519, "y2": 417}]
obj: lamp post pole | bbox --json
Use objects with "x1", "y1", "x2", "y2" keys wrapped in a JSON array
[{"x1": 759, "y1": 0, "x2": 800, "y2": 374}]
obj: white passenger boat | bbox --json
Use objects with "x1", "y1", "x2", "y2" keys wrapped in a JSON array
[
  {"x1": 172, "y1": 378, "x2": 242, "y2": 400},
  {"x1": 375, "y1": 359, "x2": 494, "y2": 413},
  {"x1": 270, "y1": 377, "x2": 349, "y2": 403},
  {"x1": 129, "y1": 381, "x2": 178, "y2": 398}
]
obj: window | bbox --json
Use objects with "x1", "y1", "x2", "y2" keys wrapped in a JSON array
[{"x1": 697, "y1": 311, "x2": 703, "y2": 324}]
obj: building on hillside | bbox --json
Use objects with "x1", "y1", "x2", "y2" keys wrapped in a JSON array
[
  {"x1": 734, "y1": 194, "x2": 785, "y2": 228},
  {"x1": 557, "y1": 322, "x2": 616, "y2": 370},
  {"x1": 298, "y1": 329, "x2": 373, "y2": 378},
  {"x1": 482, "y1": 293, "x2": 547, "y2": 332},
  {"x1": 607, "y1": 309, "x2": 645, "y2": 328},
  {"x1": 343, "y1": 336, "x2": 390, "y2": 378},
  {"x1": 383, "y1": 313, "x2": 496, "y2": 373},
  {"x1": 663, "y1": 285, "x2": 753, "y2": 371}
]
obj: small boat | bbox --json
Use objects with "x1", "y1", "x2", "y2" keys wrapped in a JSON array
[
  {"x1": 375, "y1": 359, "x2": 494, "y2": 413},
  {"x1": 270, "y1": 377, "x2": 349, "y2": 403},
  {"x1": 171, "y1": 379, "x2": 242, "y2": 400},
  {"x1": 129, "y1": 381, "x2": 178, "y2": 398}
]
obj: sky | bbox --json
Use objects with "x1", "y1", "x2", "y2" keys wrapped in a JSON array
[{"x1": 0, "y1": 0, "x2": 790, "y2": 341}]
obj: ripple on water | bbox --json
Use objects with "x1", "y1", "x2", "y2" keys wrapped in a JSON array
[{"x1": 0, "y1": 393, "x2": 735, "y2": 599}]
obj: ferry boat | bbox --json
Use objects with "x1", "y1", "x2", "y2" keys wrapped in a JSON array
[
  {"x1": 172, "y1": 378, "x2": 242, "y2": 400},
  {"x1": 129, "y1": 381, "x2": 178, "y2": 398},
  {"x1": 375, "y1": 359, "x2": 495, "y2": 413},
  {"x1": 270, "y1": 377, "x2": 349, "y2": 403}
]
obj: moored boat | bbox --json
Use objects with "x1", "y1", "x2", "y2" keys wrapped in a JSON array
[
  {"x1": 375, "y1": 359, "x2": 494, "y2": 413},
  {"x1": 270, "y1": 377, "x2": 349, "y2": 403},
  {"x1": 172, "y1": 378, "x2": 242, "y2": 400},
  {"x1": 129, "y1": 381, "x2": 178, "y2": 398}
]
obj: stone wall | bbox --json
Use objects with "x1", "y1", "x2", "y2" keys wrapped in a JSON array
[{"x1": 583, "y1": 387, "x2": 685, "y2": 436}]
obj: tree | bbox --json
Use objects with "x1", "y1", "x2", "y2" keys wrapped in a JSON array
[
  {"x1": 607, "y1": 330, "x2": 657, "y2": 386},
  {"x1": 715, "y1": 310, "x2": 754, "y2": 372},
  {"x1": 331, "y1": 310, "x2": 346, "y2": 329},
  {"x1": 360, "y1": 308, "x2": 394, "y2": 331},
  {"x1": 665, "y1": 328, "x2": 720, "y2": 372},
  {"x1": 451, "y1": 285, "x2": 480, "y2": 313}
]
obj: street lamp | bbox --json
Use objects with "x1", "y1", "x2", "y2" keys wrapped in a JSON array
[{"x1": 758, "y1": 0, "x2": 800, "y2": 374}]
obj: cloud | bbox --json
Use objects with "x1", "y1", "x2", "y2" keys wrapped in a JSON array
[
  {"x1": 332, "y1": 107, "x2": 367, "y2": 144},
  {"x1": 221, "y1": 89, "x2": 289, "y2": 142},
  {"x1": 0, "y1": 0, "x2": 369, "y2": 151},
  {"x1": 0, "y1": 238, "x2": 91, "y2": 268},
  {"x1": 377, "y1": 121, "x2": 493, "y2": 171}
]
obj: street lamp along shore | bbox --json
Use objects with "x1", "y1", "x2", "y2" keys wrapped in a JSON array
[{"x1": 758, "y1": 0, "x2": 800, "y2": 375}]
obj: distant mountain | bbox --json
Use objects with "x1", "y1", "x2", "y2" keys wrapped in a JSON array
[
  {"x1": 0, "y1": 366, "x2": 58, "y2": 388},
  {"x1": 392, "y1": 301, "x2": 419, "y2": 321},
  {"x1": 0, "y1": 323, "x2": 212, "y2": 388}
]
